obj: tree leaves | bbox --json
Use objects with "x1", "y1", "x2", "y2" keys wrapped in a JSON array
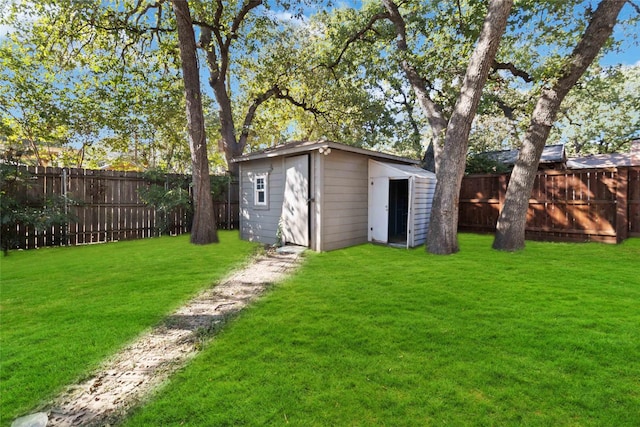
[{"x1": 1, "y1": 0, "x2": 636, "y2": 173}]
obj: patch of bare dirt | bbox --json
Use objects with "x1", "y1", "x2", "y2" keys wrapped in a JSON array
[{"x1": 41, "y1": 250, "x2": 302, "y2": 427}]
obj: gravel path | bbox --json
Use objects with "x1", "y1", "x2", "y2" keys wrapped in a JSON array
[{"x1": 33, "y1": 249, "x2": 303, "y2": 427}]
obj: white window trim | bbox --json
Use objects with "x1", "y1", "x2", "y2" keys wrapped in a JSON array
[{"x1": 254, "y1": 173, "x2": 268, "y2": 207}]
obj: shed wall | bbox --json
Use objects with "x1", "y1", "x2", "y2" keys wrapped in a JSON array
[
  {"x1": 321, "y1": 150, "x2": 369, "y2": 251},
  {"x1": 411, "y1": 177, "x2": 436, "y2": 246},
  {"x1": 368, "y1": 160, "x2": 436, "y2": 248},
  {"x1": 239, "y1": 158, "x2": 284, "y2": 245}
]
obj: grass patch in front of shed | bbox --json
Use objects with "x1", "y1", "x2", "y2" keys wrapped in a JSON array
[
  {"x1": 124, "y1": 235, "x2": 640, "y2": 426},
  {"x1": 0, "y1": 232, "x2": 257, "y2": 426}
]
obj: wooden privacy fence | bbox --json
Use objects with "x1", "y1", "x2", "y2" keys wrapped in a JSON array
[
  {"x1": 459, "y1": 167, "x2": 640, "y2": 243},
  {"x1": 5, "y1": 166, "x2": 239, "y2": 250}
]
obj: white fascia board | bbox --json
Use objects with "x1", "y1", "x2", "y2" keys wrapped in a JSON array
[{"x1": 233, "y1": 141, "x2": 421, "y2": 165}]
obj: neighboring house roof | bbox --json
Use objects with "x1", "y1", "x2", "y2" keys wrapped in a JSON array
[
  {"x1": 479, "y1": 144, "x2": 567, "y2": 166},
  {"x1": 232, "y1": 140, "x2": 421, "y2": 165},
  {"x1": 566, "y1": 153, "x2": 640, "y2": 168},
  {"x1": 567, "y1": 139, "x2": 640, "y2": 169}
]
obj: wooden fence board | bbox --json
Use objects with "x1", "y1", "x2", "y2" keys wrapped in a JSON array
[
  {"x1": 459, "y1": 167, "x2": 639, "y2": 244},
  {"x1": 5, "y1": 166, "x2": 240, "y2": 250},
  {"x1": 629, "y1": 168, "x2": 640, "y2": 237}
]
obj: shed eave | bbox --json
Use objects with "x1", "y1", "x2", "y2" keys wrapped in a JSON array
[
  {"x1": 369, "y1": 159, "x2": 436, "y2": 178},
  {"x1": 232, "y1": 140, "x2": 421, "y2": 165},
  {"x1": 231, "y1": 141, "x2": 327, "y2": 163}
]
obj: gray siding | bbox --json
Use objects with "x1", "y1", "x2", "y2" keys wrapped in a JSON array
[
  {"x1": 411, "y1": 177, "x2": 436, "y2": 246},
  {"x1": 321, "y1": 150, "x2": 369, "y2": 251},
  {"x1": 238, "y1": 147, "x2": 429, "y2": 251},
  {"x1": 239, "y1": 159, "x2": 284, "y2": 245}
]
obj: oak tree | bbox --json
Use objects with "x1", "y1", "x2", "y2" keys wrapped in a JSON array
[
  {"x1": 493, "y1": 0, "x2": 627, "y2": 251},
  {"x1": 359, "y1": 0, "x2": 513, "y2": 253},
  {"x1": 171, "y1": 1, "x2": 218, "y2": 244}
]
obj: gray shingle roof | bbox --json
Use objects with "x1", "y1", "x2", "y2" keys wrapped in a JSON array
[
  {"x1": 567, "y1": 139, "x2": 640, "y2": 169},
  {"x1": 479, "y1": 144, "x2": 566, "y2": 165}
]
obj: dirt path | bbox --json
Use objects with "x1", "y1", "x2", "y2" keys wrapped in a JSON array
[{"x1": 33, "y1": 249, "x2": 303, "y2": 427}]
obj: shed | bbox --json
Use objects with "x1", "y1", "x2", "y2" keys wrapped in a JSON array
[
  {"x1": 368, "y1": 160, "x2": 436, "y2": 248},
  {"x1": 232, "y1": 140, "x2": 436, "y2": 251}
]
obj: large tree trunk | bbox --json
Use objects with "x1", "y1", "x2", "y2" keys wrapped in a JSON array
[
  {"x1": 427, "y1": 0, "x2": 513, "y2": 254},
  {"x1": 493, "y1": 0, "x2": 625, "y2": 251},
  {"x1": 214, "y1": 78, "x2": 243, "y2": 177},
  {"x1": 199, "y1": 28, "x2": 243, "y2": 177},
  {"x1": 172, "y1": 1, "x2": 218, "y2": 244}
]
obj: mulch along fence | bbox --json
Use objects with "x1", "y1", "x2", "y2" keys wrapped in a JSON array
[
  {"x1": 459, "y1": 166, "x2": 640, "y2": 243},
  {"x1": 8, "y1": 166, "x2": 239, "y2": 250}
]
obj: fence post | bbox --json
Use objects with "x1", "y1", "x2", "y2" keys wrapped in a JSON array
[
  {"x1": 62, "y1": 168, "x2": 69, "y2": 246},
  {"x1": 227, "y1": 177, "x2": 231, "y2": 230},
  {"x1": 615, "y1": 167, "x2": 629, "y2": 243}
]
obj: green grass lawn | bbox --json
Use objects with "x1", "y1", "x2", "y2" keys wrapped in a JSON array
[
  {"x1": 124, "y1": 235, "x2": 640, "y2": 426},
  {"x1": 0, "y1": 231, "x2": 257, "y2": 426}
]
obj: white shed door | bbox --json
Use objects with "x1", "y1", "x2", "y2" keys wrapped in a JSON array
[
  {"x1": 282, "y1": 155, "x2": 309, "y2": 246},
  {"x1": 369, "y1": 177, "x2": 389, "y2": 243}
]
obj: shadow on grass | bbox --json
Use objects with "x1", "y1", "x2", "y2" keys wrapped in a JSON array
[{"x1": 162, "y1": 314, "x2": 227, "y2": 332}]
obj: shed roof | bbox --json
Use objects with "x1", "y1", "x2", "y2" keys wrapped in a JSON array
[
  {"x1": 232, "y1": 140, "x2": 421, "y2": 165},
  {"x1": 370, "y1": 160, "x2": 436, "y2": 178}
]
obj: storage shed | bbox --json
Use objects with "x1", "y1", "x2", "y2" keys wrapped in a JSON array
[
  {"x1": 232, "y1": 140, "x2": 436, "y2": 251},
  {"x1": 368, "y1": 160, "x2": 436, "y2": 248}
]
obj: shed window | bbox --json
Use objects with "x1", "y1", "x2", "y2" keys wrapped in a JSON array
[{"x1": 254, "y1": 173, "x2": 268, "y2": 206}]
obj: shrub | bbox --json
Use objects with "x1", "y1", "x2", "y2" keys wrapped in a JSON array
[
  {"x1": 0, "y1": 149, "x2": 76, "y2": 255},
  {"x1": 138, "y1": 169, "x2": 192, "y2": 236},
  {"x1": 465, "y1": 153, "x2": 511, "y2": 174}
]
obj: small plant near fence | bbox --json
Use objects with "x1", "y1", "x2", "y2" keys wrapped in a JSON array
[
  {"x1": 0, "y1": 161, "x2": 239, "y2": 251},
  {"x1": 0, "y1": 149, "x2": 77, "y2": 256},
  {"x1": 465, "y1": 153, "x2": 511, "y2": 174},
  {"x1": 210, "y1": 174, "x2": 232, "y2": 200},
  {"x1": 138, "y1": 169, "x2": 192, "y2": 236},
  {"x1": 137, "y1": 171, "x2": 235, "y2": 236}
]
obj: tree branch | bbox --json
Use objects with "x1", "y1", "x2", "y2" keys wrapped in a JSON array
[
  {"x1": 493, "y1": 61, "x2": 533, "y2": 82},
  {"x1": 229, "y1": 0, "x2": 262, "y2": 41},
  {"x1": 627, "y1": 0, "x2": 640, "y2": 14},
  {"x1": 323, "y1": 11, "x2": 390, "y2": 69},
  {"x1": 560, "y1": 108, "x2": 581, "y2": 127},
  {"x1": 238, "y1": 84, "x2": 325, "y2": 148},
  {"x1": 213, "y1": 0, "x2": 225, "y2": 49},
  {"x1": 216, "y1": 0, "x2": 263, "y2": 83},
  {"x1": 199, "y1": 28, "x2": 221, "y2": 86},
  {"x1": 389, "y1": 82, "x2": 422, "y2": 151},
  {"x1": 455, "y1": 0, "x2": 466, "y2": 34},
  {"x1": 382, "y1": 0, "x2": 448, "y2": 141},
  {"x1": 273, "y1": 86, "x2": 325, "y2": 116},
  {"x1": 192, "y1": 20, "x2": 215, "y2": 31},
  {"x1": 495, "y1": 97, "x2": 516, "y2": 120},
  {"x1": 238, "y1": 86, "x2": 280, "y2": 146},
  {"x1": 134, "y1": 1, "x2": 165, "y2": 27}
]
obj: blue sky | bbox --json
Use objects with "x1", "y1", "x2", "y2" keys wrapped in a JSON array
[
  {"x1": 1, "y1": 1, "x2": 638, "y2": 67},
  {"x1": 602, "y1": 45, "x2": 639, "y2": 67},
  {"x1": 600, "y1": 2, "x2": 640, "y2": 67}
]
